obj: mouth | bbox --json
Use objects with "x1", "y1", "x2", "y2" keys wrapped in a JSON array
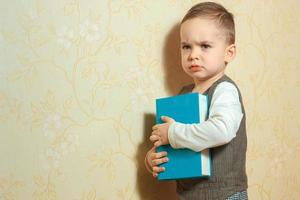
[{"x1": 189, "y1": 65, "x2": 204, "y2": 72}]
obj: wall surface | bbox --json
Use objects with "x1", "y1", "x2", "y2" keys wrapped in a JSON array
[{"x1": 1, "y1": 0, "x2": 300, "y2": 199}]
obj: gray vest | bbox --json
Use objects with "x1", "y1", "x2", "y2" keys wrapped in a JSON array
[{"x1": 176, "y1": 75, "x2": 248, "y2": 200}]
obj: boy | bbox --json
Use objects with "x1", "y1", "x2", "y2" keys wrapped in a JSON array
[{"x1": 145, "y1": 2, "x2": 248, "y2": 200}]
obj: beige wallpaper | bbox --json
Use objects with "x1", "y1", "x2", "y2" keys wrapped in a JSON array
[{"x1": 1, "y1": 0, "x2": 300, "y2": 199}]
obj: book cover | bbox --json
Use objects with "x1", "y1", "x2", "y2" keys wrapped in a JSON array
[{"x1": 155, "y1": 92, "x2": 212, "y2": 180}]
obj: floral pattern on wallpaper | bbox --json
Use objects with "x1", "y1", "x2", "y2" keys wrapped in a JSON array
[{"x1": 1, "y1": 0, "x2": 300, "y2": 199}]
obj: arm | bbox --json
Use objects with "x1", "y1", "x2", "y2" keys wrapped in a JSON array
[{"x1": 168, "y1": 82, "x2": 243, "y2": 152}]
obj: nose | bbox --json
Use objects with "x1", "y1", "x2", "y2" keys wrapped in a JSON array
[{"x1": 189, "y1": 48, "x2": 200, "y2": 61}]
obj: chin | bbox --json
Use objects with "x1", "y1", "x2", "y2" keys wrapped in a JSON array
[
  {"x1": 191, "y1": 72, "x2": 206, "y2": 78},
  {"x1": 193, "y1": 74, "x2": 210, "y2": 81}
]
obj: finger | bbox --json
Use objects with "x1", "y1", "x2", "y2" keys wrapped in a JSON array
[
  {"x1": 150, "y1": 146, "x2": 156, "y2": 152},
  {"x1": 153, "y1": 172, "x2": 158, "y2": 178},
  {"x1": 161, "y1": 116, "x2": 175, "y2": 123},
  {"x1": 152, "y1": 157, "x2": 169, "y2": 166},
  {"x1": 151, "y1": 129, "x2": 159, "y2": 136},
  {"x1": 152, "y1": 125, "x2": 158, "y2": 131},
  {"x1": 154, "y1": 140, "x2": 162, "y2": 147},
  {"x1": 150, "y1": 135, "x2": 160, "y2": 143},
  {"x1": 150, "y1": 151, "x2": 167, "y2": 160},
  {"x1": 159, "y1": 151, "x2": 168, "y2": 157},
  {"x1": 153, "y1": 166, "x2": 165, "y2": 173},
  {"x1": 149, "y1": 135, "x2": 159, "y2": 142}
]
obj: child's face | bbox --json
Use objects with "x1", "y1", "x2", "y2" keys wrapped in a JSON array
[{"x1": 180, "y1": 17, "x2": 234, "y2": 82}]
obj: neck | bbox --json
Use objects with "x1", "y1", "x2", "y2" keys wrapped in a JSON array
[{"x1": 192, "y1": 72, "x2": 225, "y2": 94}]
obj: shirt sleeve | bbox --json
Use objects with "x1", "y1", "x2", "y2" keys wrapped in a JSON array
[{"x1": 168, "y1": 81, "x2": 243, "y2": 152}]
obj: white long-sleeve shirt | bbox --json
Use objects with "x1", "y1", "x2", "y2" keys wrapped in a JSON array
[{"x1": 168, "y1": 81, "x2": 243, "y2": 152}]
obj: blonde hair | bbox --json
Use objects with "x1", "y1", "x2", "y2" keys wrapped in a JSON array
[{"x1": 181, "y1": 2, "x2": 235, "y2": 44}]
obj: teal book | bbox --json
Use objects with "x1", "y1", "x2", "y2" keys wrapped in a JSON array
[{"x1": 155, "y1": 92, "x2": 212, "y2": 180}]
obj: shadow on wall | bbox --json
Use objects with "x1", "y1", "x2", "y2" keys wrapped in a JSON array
[
  {"x1": 135, "y1": 114, "x2": 178, "y2": 200},
  {"x1": 162, "y1": 23, "x2": 192, "y2": 96},
  {"x1": 135, "y1": 23, "x2": 192, "y2": 199}
]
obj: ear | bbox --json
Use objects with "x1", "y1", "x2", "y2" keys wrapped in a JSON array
[{"x1": 224, "y1": 44, "x2": 236, "y2": 64}]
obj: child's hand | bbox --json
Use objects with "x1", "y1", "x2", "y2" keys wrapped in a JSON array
[
  {"x1": 150, "y1": 116, "x2": 175, "y2": 147},
  {"x1": 145, "y1": 146, "x2": 169, "y2": 178}
]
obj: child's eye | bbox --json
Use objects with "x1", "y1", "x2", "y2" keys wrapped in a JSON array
[
  {"x1": 200, "y1": 44, "x2": 211, "y2": 49},
  {"x1": 182, "y1": 45, "x2": 191, "y2": 50}
]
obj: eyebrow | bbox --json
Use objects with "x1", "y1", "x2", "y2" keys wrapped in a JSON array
[{"x1": 181, "y1": 41, "x2": 214, "y2": 45}]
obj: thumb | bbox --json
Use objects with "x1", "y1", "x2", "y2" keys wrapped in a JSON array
[{"x1": 161, "y1": 116, "x2": 175, "y2": 123}]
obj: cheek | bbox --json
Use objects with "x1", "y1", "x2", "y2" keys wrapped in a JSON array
[
  {"x1": 181, "y1": 59, "x2": 189, "y2": 71},
  {"x1": 180, "y1": 53, "x2": 186, "y2": 65},
  {"x1": 208, "y1": 52, "x2": 224, "y2": 64}
]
